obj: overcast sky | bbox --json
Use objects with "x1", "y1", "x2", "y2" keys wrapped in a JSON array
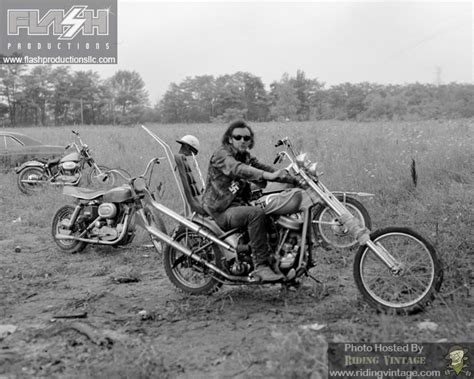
[{"x1": 83, "y1": 1, "x2": 473, "y2": 104}]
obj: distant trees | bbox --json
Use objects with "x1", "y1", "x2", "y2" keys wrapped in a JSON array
[
  {"x1": 158, "y1": 72, "x2": 269, "y2": 123},
  {"x1": 159, "y1": 70, "x2": 474, "y2": 124},
  {"x1": 0, "y1": 66, "x2": 152, "y2": 126},
  {"x1": 107, "y1": 70, "x2": 149, "y2": 124},
  {"x1": 0, "y1": 64, "x2": 472, "y2": 126},
  {"x1": 0, "y1": 63, "x2": 27, "y2": 126}
]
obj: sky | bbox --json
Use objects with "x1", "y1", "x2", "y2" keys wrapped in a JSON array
[{"x1": 81, "y1": 0, "x2": 473, "y2": 105}]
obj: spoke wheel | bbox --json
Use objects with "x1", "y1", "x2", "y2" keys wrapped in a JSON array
[
  {"x1": 87, "y1": 165, "x2": 117, "y2": 188},
  {"x1": 17, "y1": 167, "x2": 47, "y2": 195},
  {"x1": 164, "y1": 226, "x2": 222, "y2": 295},
  {"x1": 51, "y1": 205, "x2": 86, "y2": 253},
  {"x1": 354, "y1": 227, "x2": 443, "y2": 314},
  {"x1": 312, "y1": 196, "x2": 371, "y2": 249}
]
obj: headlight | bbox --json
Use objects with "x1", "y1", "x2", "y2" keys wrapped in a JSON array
[
  {"x1": 133, "y1": 177, "x2": 147, "y2": 192},
  {"x1": 295, "y1": 153, "x2": 308, "y2": 167},
  {"x1": 308, "y1": 162, "x2": 319, "y2": 176}
]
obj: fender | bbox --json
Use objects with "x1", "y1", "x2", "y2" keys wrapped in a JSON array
[{"x1": 15, "y1": 160, "x2": 45, "y2": 174}]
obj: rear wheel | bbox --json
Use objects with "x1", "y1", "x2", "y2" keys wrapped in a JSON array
[
  {"x1": 51, "y1": 205, "x2": 86, "y2": 253},
  {"x1": 312, "y1": 196, "x2": 371, "y2": 249},
  {"x1": 164, "y1": 226, "x2": 222, "y2": 295},
  {"x1": 17, "y1": 167, "x2": 46, "y2": 195},
  {"x1": 354, "y1": 227, "x2": 443, "y2": 314}
]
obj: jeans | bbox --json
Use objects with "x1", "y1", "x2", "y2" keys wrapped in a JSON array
[{"x1": 212, "y1": 205, "x2": 270, "y2": 266}]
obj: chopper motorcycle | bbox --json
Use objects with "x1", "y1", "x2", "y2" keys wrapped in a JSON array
[
  {"x1": 16, "y1": 130, "x2": 116, "y2": 195},
  {"x1": 52, "y1": 125, "x2": 443, "y2": 314}
]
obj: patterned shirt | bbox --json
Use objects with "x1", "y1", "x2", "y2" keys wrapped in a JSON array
[{"x1": 202, "y1": 144, "x2": 275, "y2": 214}]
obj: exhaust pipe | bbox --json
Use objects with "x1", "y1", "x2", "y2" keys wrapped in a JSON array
[{"x1": 139, "y1": 221, "x2": 250, "y2": 282}]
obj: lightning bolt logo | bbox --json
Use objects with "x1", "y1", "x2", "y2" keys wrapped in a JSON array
[{"x1": 59, "y1": 6, "x2": 87, "y2": 40}]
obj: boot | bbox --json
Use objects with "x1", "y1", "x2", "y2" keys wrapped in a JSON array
[{"x1": 251, "y1": 265, "x2": 284, "y2": 282}]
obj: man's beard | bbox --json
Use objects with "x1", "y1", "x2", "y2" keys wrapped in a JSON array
[{"x1": 235, "y1": 150, "x2": 249, "y2": 162}]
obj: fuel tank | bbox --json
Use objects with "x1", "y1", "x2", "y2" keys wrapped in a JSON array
[
  {"x1": 103, "y1": 185, "x2": 133, "y2": 203},
  {"x1": 60, "y1": 151, "x2": 80, "y2": 163},
  {"x1": 255, "y1": 188, "x2": 303, "y2": 215}
]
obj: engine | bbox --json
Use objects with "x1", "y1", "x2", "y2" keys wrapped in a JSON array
[
  {"x1": 274, "y1": 215, "x2": 303, "y2": 270},
  {"x1": 278, "y1": 232, "x2": 300, "y2": 269},
  {"x1": 78, "y1": 203, "x2": 133, "y2": 243},
  {"x1": 227, "y1": 218, "x2": 302, "y2": 276},
  {"x1": 57, "y1": 161, "x2": 80, "y2": 183}
]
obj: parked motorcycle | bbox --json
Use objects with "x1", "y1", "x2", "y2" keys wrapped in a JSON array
[
  {"x1": 16, "y1": 130, "x2": 116, "y2": 195},
  {"x1": 52, "y1": 126, "x2": 443, "y2": 314}
]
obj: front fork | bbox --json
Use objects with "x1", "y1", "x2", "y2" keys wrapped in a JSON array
[
  {"x1": 65, "y1": 204, "x2": 83, "y2": 228},
  {"x1": 303, "y1": 172, "x2": 402, "y2": 272},
  {"x1": 365, "y1": 240, "x2": 404, "y2": 274},
  {"x1": 83, "y1": 153, "x2": 108, "y2": 182}
]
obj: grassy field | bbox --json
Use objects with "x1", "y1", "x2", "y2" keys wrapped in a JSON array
[{"x1": 0, "y1": 119, "x2": 472, "y2": 377}]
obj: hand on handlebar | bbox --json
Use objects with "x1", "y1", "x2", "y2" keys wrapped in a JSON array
[{"x1": 264, "y1": 169, "x2": 292, "y2": 183}]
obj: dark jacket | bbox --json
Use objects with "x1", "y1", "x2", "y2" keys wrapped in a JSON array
[{"x1": 202, "y1": 145, "x2": 275, "y2": 214}]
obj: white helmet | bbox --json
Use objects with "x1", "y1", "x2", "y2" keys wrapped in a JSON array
[{"x1": 176, "y1": 135, "x2": 200, "y2": 154}]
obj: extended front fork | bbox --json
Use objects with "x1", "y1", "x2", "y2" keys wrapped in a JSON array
[{"x1": 301, "y1": 171, "x2": 402, "y2": 273}]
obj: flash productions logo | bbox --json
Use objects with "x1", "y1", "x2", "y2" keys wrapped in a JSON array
[
  {"x1": 7, "y1": 6, "x2": 109, "y2": 40},
  {"x1": 445, "y1": 345, "x2": 471, "y2": 376}
]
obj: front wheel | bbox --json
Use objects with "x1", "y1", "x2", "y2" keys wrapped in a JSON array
[
  {"x1": 17, "y1": 167, "x2": 47, "y2": 195},
  {"x1": 51, "y1": 205, "x2": 86, "y2": 253},
  {"x1": 312, "y1": 196, "x2": 371, "y2": 249},
  {"x1": 354, "y1": 227, "x2": 443, "y2": 314},
  {"x1": 86, "y1": 165, "x2": 117, "y2": 188},
  {"x1": 163, "y1": 226, "x2": 222, "y2": 295}
]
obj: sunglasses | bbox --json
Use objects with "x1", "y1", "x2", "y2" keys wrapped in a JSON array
[{"x1": 232, "y1": 135, "x2": 251, "y2": 142}]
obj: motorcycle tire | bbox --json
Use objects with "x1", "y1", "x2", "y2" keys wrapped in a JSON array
[
  {"x1": 353, "y1": 227, "x2": 443, "y2": 314},
  {"x1": 164, "y1": 225, "x2": 223, "y2": 295},
  {"x1": 17, "y1": 167, "x2": 46, "y2": 195},
  {"x1": 86, "y1": 165, "x2": 116, "y2": 188},
  {"x1": 312, "y1": 196, "x2": 371, "y2": 249},
  {"x1": 51, "y1": 205, "x2": 87, "y2": 253}
]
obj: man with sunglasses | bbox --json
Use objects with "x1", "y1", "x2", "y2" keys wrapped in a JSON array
[{"x1": 202, "y1": 120, "x2": 292, "y2": 281}]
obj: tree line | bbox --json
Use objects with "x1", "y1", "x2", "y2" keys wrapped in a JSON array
[
  {"x1": 0, "y1": 64, "x2": 149, "y2": 127},
  {"x1": 1, "y1": 65, "x2": 473, "y2": 126}
]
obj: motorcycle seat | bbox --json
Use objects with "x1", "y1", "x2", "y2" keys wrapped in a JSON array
[
  {"x1": 174, "y1": 154, "x2": 207, "y2": 216},
  {"x1": 191, "y1": 213, "x2": 242, "y2": 240},
  {"x1": 46, "y1": 157, "x2": 61, "y2": 167},
  {"x1": 63, "y1": 186, "x2": 107, "y2": 200}
]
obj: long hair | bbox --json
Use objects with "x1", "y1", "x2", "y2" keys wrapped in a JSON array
[{"x1": 221, "y1": 120, "x2": 255, "y2": 150}]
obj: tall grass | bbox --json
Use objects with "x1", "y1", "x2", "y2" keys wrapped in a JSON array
[{"x1": 10, "y1": 119, "x2": 472, "y2": 219}]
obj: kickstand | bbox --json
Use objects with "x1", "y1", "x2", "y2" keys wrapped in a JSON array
[{"x1": 307, "y1": 272, "x2": 322, "y2": 285}]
